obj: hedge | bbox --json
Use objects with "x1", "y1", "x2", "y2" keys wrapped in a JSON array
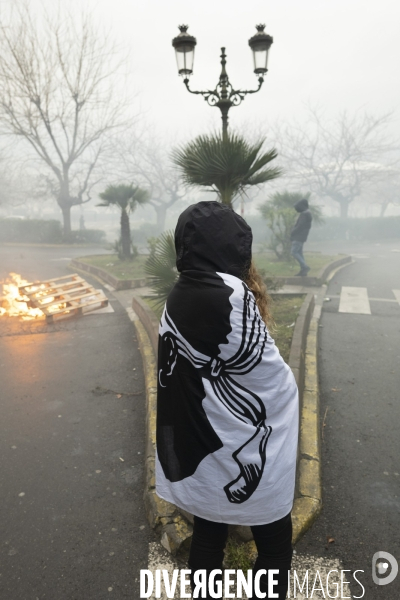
[
  {"x1": 64, "y1": 229, "x2": 106, "y2": 244},
  {"x1": 0, "y1": 218, "x2": 106, "y2": 244},
  {"x1": 0, "y1": 218, "x2": 63, "y2": 243},
  {"x1": 250, "y1": 215, "x2": 400, "y2": 243},
  {"x1": 308, "y1": 217, "x2": 400, "y2": 241}
]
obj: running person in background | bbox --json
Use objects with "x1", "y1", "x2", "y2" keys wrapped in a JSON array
[
  {"x1": 290, "y1": 198, "x2": 313, "y2": 276},
  {"x1": 156, "y1": 201, "x2": 299, "y2": 599}
]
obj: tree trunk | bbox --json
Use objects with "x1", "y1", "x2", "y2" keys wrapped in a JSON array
[
  {"x1": 59, "y1": 175, "x2": 73, "y2": 240},
  {"x1": 155, "y1": 204, "x2": 167, "y2": 233},
  {"x1": 339, "y1": 200, "x2": 350, "y2": 218},
  {"x1": 379, "y1": 201, "x2": 389, "y2": 217},
  {"x1": 120, "y1": 208, "x2": 131, "y2": 258},
  {"x1": 219, "y1": 189, "x2": 233, "y2": 207},
  {"x1": 61, "y1": 205, "x2": 72, "y2": 238}
]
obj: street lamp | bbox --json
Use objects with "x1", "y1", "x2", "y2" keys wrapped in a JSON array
[{"x1": 172, "y1": 24, "x2": 273, "y2": 140}]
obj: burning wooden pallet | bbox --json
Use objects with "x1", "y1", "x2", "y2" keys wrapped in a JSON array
[{"x1": 18, "y1": 273, "x2": 108, "y2": 322}]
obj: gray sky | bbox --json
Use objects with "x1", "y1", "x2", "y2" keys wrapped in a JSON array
[
  {"x1": 2, "y1": 0, "x2": 400, "y2": 140},
  {"x1": 85, "y1": 0, "x2": 400, "y2": 140}
]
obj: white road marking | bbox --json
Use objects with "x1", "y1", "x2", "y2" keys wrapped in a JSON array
[
  {"x1": 126, "y1": 306, "x2": 138, "y2": 322},
  {"x1": 393, "y1": 290, "x2": 400, "y2": 306},
  {"x1": 103, "y1": 283, "x2": 115, "y2": 292},
  {"x1": 145, "y1": 542, "x2": 354, "y2": 599},
  {"x1": 339, "y1": 287, "x2": 371, "y2": 315},
  {"x1": 85, "y1": 304, "x2": 114, "y2": 315},
  {"x1": 84, "y1": 290, "x2": 115, "y2": 315},
  {"x1": 326, "y1": 294, "x2": 398, "y2": 304},
  {"x1": 369, "y1": 296, "x2": 398, "y2": 303}
]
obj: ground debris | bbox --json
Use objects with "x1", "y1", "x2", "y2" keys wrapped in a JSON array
[{"x1": 91, "y1": 386, "x2": 143, "y2": 397}]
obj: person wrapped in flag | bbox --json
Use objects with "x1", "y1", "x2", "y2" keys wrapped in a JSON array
[{"x1": 156, "y1": 201, "x2": 298, "y2": 600}]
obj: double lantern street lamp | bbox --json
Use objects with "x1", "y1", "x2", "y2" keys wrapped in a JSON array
[{"x1": 172, "y1": 24, "x2": 273, "y2": 140}]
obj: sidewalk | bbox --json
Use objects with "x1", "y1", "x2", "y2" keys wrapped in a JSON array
[{"x1": 295, "y1": 245, "x2": 400, "y2": 599}]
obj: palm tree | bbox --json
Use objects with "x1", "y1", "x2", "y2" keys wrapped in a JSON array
[
  {"x1": 144, "y1": 231, "x2": 178, "y2": 314},
  {"x1": 172, "y1": 132, "x2": 281, "y2": 207},
  {"x1": 97, "y1": 184, "x2": 149, "y2": 259}
]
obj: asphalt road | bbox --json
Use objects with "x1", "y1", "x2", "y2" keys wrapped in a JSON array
[
  {"x1": 0, "y1": 244, "x2": 153, "y2": 599},
  {"x1": 2, "y1": 241, "x2": 400, "y2": 599},
  {"x1": 297, "y1": 240, "x2": 400, "y2": 599}
]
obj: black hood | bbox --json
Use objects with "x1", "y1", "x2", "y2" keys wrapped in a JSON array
[
  {"x1": 175, "y1": 201, "x2": 252, "y2": 278},
  {"x1": 294, "y1": 199, "x2": 309, "y2": 212}
]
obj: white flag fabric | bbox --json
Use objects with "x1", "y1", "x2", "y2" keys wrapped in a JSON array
[{"x1": 156, "y1": 269, "x2": 299, "y2": 525}]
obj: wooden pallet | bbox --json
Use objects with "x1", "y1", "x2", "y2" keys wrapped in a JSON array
[{"x1": 18, "y1": 273, "x2": 108, "y2": 322}]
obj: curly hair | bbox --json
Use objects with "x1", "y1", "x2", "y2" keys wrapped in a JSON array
[{"x1": 244, "y1": 261, "x2": 274, "y2": 329}]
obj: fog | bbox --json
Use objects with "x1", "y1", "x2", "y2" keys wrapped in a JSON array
[
  {"x1": 52, "y1": 0, "x2": 400, "y2": 138},
  {"x1": 0, "y1": 0, "x2": 399, "y2": 239}
]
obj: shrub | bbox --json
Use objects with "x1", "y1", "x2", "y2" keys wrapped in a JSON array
[
  {"x1": 63, "y1": 229, "x2": 106, "y2": 244},
  {"x1": 145, "y1": 231, "x2": 178, "y2": 310},
  {"x1": 308, "y1": 217, "x2": 400, "y2": 241},
  {"x1": 259, "y1": 191, "x2": 323, "y2": 260},
  {"x1": 112, "y1": 237, "x2": 138, "y2": 260},
  {"x1": 0, "y1": 218, "x2": 63, "y2": 243},
  {"x1": 130, "y1": 223, "x2": 160, "y2": 246}
]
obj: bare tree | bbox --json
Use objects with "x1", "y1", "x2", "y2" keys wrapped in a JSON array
[
  {"x1": 370, "y1": 169, "x2": 400, "y2": 216},
  {"x1": 272, "y1": 108, "x2": 398, "y2": 218},
  {"x1": 0, "y1": 3, "x2": 128, "y2": 236},
  {"x1": 0, "y1": 145, "x2": 27, "y2": 209}
]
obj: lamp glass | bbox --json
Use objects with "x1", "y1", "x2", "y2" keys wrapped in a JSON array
[
  {"x1": 252, "y1": 42, "x2": 269, "y2": 74},
  {"x1": 175, "y1": 45, "x2": 195, "y2": 76}
]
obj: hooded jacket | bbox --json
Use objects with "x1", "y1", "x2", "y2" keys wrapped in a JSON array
[
  {"x1": 156, "y1": 201, "x2": 299, "y2": 525},
  {"x1": 290, "y1": 199, "x2": 312, "y2": 243}
]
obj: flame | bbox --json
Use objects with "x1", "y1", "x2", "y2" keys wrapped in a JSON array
[{"x1": 0, "y1": 273, "x2": 45, "y2": 320}]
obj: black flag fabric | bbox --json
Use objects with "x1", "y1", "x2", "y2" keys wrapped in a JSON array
[{"x1": 156, "y1": 202, "x2": 298, "y2": 525}]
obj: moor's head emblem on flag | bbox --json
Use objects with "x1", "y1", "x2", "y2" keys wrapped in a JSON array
[{"x1": 158, "y1": 284, "x2": 272, "y2": 504}]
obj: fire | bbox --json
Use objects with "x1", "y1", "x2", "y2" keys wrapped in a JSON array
[
  {"x1": 1, "y1": 272, "x2": 107, "y2": 321},
  {"x1": 0, "y1": 273, "x2": 45, "y2": 320}
]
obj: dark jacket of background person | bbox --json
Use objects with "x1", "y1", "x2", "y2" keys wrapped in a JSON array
[{"x1": 290, "y1": 199, "x2": 312, "y2": 243}]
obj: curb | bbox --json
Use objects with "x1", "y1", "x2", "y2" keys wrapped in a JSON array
[
  {"x1": 70, "y1": 258, "x2": 151, "y2": 291},
  {"x1": 131, "y1": 296, "x2": 159, "y2": 352},
  {"x1": 131, "y1": 289, "x2": 323, "y2": 553},
  {"x1": 270, "y1": 255, "x2": 351, "y2": 287},
  {"x1": 133, "y1": 316, "x2": 193, "y2": 555},
  {"x1": 76, "y1": 254, "x2": 325, "y2": 554},
  {"x1": 291, "y1": 290, "x2": 324, "y2": 542}
]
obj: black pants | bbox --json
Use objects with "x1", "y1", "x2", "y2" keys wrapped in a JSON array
[{"x1": 188, "y1": 513, "x2": 292, "y2": 599}]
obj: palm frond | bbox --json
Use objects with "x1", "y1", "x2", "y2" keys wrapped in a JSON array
[
  {"x1": 246, "y1": 167, "x2": 283, "y2": 186},
  {"x1": 144, "y1": 231, "x2": 178, "y2": 310},
  {"x1": 130, "y1": 186, "x2": 150, "y2": 209},
  {"x1": 98, "y1": 183, "x2": 149, "y2": 212},
  {"x1": 172, "y1": 132, "x2": 281, "y2": 206}
]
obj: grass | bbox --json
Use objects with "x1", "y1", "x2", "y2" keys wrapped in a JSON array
[
  {"x1": 77, "y1": 254, "x2": 147, "y2": 279},
  {"x1": 270, "y1": 295, "x2": 304, "y2": 362},
  {"x1": 78, "y1": 251, "x2": 342, "y2": 282},
  {"x1": 144, "y1": 294, "x2": 303, "y2": 366},
  {"x1": 254, "y1": 251, "x2": 341, "y2": 277},
  {"x1": 224, "y1": 538, "x2": 254, "y2": 571}
]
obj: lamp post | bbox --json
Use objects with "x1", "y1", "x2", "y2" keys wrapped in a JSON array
[{"x1": 172, "y1": 24, "x2": 273, "y2": 141}]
